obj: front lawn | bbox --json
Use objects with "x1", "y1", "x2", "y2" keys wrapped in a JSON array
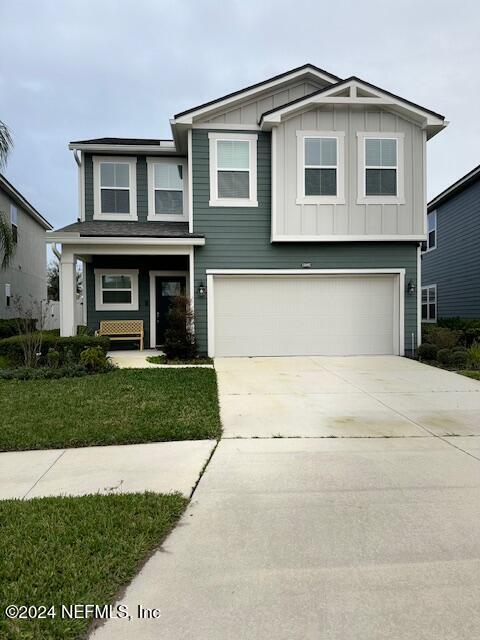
[
  {"x1": 0, "y1": 492, "x2": 187, "y2": 640},
  {"x1": 0, "y1": 368, "x2": 221, "y2": 451}
]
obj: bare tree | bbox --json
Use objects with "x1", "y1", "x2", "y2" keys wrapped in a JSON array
[{"x1": 12, "y1": 295, "x2": 50, "y2": 368}]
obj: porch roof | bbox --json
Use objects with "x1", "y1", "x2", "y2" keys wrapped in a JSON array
[{"x1": 52, "y1": 221, "x2": 203, "y2": 239}]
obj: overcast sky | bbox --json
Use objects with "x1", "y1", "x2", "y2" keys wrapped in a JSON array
[{"x1": 1, "y1": 0, "x2": 479, "y2": 229}]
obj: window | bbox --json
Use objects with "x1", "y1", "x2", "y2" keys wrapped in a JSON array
[
  {"x1": 94, "y1": 269, "x2": 139, "y2": 311},
  {"x1": 426, "y1": 210, "x2": 437, "y2": 251},
  {"x1": 147, "y1": 158, "x2": 187, "y2": 220},
  {"x1": 422, "y1": 285, "x2": 437, "y2": 323},
  {"x1": 5, "y1": 284, "x2": 11, "y2": 307},
  {"x1": 357, "y1": 133, "x2": 404, "y2": 204},
  {"x1": 208, "y1": 132, "x2": 257, "y2": 207},
  {"x1": 93, "y1": 156, "x2": 137, "y2": 220},
  {"x1": 10, "y1": 205, "x2": 17, "y2": 243},
  {"x1": 296, "y1": 131, "x2": 345, "y2": 204}
]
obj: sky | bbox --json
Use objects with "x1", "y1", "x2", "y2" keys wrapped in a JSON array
[{"x1": 0, "y1": 0, "x2": 479, "y2": 230}]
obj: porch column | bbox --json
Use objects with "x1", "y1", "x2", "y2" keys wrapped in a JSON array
[{"x1": 60, "y1": 250, "x2": 76, "y2": 337}]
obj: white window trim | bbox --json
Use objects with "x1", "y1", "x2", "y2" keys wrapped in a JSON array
[
  {"x1": 296, "y1": 131, "x2": 345, "y2": 205},
  {"x1": 357, "y1": 132, "x2": 405, "y2": 205},
  {"x1": 421, "y1": 284, "x2": 437, "y2": 323},
  {"x1": 5, "y1": 283, "x2": 11, "y2": 307},
  {"x1": 424, "y1": 210, "x2": 437, "y2": 253},
  {"x1": 94, "y1": 269, "x2": 139, "y2": 311},
  {"x1": 146, "y1": 157, "x2": 188, "y2": 222},
  {"x1": 10, "y1": 204, "x2": 18, "y2": 226},
  {"x1": 93, "y1": 156, "x2": 137, "y2": 221},
  {"x1": 208, "y1": 132, "x2": 258, "y2": 208}
]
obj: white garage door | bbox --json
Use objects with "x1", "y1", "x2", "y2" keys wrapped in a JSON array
[{"x1": 210, "y1": 274, "x2": 400, "y2": 357}]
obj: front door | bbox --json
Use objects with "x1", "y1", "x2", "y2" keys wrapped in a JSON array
[{"x1": 155, "y1": 276, "x2": 186, "y2": 346}]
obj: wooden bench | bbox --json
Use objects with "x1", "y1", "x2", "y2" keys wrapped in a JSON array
[{"x1": 97, "y1": 320, "x2": 144, "y2": 351}]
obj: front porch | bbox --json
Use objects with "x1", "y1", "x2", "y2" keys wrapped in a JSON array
[{"x1": 47, "y1": 224, "x2": 205, "y2": 349}]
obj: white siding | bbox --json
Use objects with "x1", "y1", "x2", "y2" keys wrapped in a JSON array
[
  {"x1": 273, "y1": 105, "x2": 425, "y2": 239},
  {"x1": 199, "y1": 81, "x2": 327, "y2": 125}
]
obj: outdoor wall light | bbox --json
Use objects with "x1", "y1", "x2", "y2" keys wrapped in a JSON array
[
  {"x1": 198, "y1": 282, "x2": 207, "y2": 296},
  {"x1": 407, "y1": 280, "x2": 416, "y2": 295}
]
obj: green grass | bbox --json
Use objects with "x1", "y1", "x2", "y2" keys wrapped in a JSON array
[
  {"x1": 0, "y1": 368, "x2": 221, "y2": 451},
  {"x1": 0, "y1": 492, "x2": 187, "y2": 640},
  {"x1": 461, "y1": 370, "x2": 480, "y2": 381},
  {"x1": 146, "y1": 355, "x2": 214, "y2": 365}
]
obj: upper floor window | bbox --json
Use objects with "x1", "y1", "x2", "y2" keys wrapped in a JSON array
[
  {"x1": 426, "y1": 210, "x2": 437, "y2": 251},
  {"x1": 10, "y1": 205, "x2": 18, "y2": 243},
  {"x1": 147, "y1": 158, "x2": 187, "y2": 220},
  {"x1": 208, "y1": 132, "x2": 258, "y2": 207},
  {"x1": 357, "y1": 133, "x2": 404, "y2": 204},
  {"x1": 422, "y1": 284, "x2": 437, "y2": 323},
  {"x1": 296, "y1": 131, "x2": 345, "y2": 204},
  {"x1": 93, "y1": 156, "x2": 137, "y2": 220}
]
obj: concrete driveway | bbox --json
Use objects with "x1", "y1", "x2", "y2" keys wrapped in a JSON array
[
  {"x1": 92, "y1": 357, "x2": 480, "y2": 640},
  {"x1": 216, "y1": 355, "x2": 480, "y2": 437}
]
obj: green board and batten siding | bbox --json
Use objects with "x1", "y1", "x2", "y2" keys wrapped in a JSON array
[{"x1": 191, "y1": 129, "x2": 419, "y2": 355}]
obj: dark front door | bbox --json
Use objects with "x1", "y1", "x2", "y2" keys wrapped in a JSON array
[{"x1": 155, "y1": 276, "x2": 186, "y2": 346}]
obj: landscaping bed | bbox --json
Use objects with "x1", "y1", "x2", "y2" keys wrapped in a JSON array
[
  {"x1": 146, "y1": 355, "x2": 214, "y2": 365},
  {"x1": 0, "y1": 368, "x2": 221, "y2": 451},
  {"x1": 419, "y1": 322, "x2": 480, "y2": 379},
  {"x1": 0, "y1": 492, "x2": 187, "y2": 640}
]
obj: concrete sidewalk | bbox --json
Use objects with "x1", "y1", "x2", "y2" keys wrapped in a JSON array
[{"x1": 0, "y1": 440, "x2": 216, "y2": 500}]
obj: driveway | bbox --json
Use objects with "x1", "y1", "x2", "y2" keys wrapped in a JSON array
[
  {"x1": 216, "y1": 355, "x2": 480, "y2": 437},
  {"x1": 92, "y1": 357, "x2": 480, "y2": 640}
]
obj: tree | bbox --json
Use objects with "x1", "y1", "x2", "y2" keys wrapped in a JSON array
[
  {"x1": 47, "y1": 260, "x2": 83, "y2": 301},
  {"x1": 0, "y1": 120, "x2": 15, "y2": 269}
]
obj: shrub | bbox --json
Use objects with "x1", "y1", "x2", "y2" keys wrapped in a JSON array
[
  {"x1": 450, "y1": 350, "x2": 469, "y2": 370},
  {"x1": 0, "y1": 365, "x2": 89, "y2": 380},
  {"x1": 0, "y1": 318, "x2": 37, "y2": 339},
  {"x1": 437, "y1": 348, "x2": 453, "y2": 366},
  {"x1": 163, "y1": 295, "x2": 197, "y2": 360},
  {"x1": 418, "y1": 343, "x2": 438, "y2": 361},
  {"x1": 77, "y1": 325, "x2": 93, "y2": 336},
  {"x1": 467, "y1": 342, "x2": 480, "y2": 370},
  {"x1": 422, "y1": 325, "x2": 462, "y2": 349},
  {"x1": 0, "y1": 334, "x2": 110, "y2": 367},
  {"x1": 437, "y1": 318, "x2": 480, "y2": 347},
  {"x1": 80, "y1": 347, "x2": 111, "y2": 372},
  {"x1": 46, "y1": 348, "x2": 60, "y2": 369}
]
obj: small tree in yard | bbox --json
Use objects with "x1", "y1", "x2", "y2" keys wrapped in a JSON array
[
  {"x1": 12, "y1": 295, "x2": 50, "y2": 368},
  {"x1": 163, "y1": 295, "x2": 196, "y2": 360}
]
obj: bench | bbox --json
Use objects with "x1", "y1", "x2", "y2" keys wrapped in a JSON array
[{"x1": 97, "y1": 320, "x2": 144, "y2": 351}]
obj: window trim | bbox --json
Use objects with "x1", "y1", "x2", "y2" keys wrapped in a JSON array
[
  {"x1": 94, "y1": 269, "x2": 139, "y2": 311},
  {"x1": 146, "y1": 157, "x2": 188, "y2": 221},
  {"x1": 421, "y1": 284, "x2": 437, "y2": 323},
  {"x1": 424, "y1": 210, "x2": 437, "y2": 252},
  {"x1": 357, "y1": 132, "x2": 405, "y2": 204},
  {"x1": 5, "y1": 283, "x2": 11, "y2": 308},
  {"x1": 10, "y1": 204, "x2": 18, "y2": 243},
  {"x1": 296, "y1": 131, "x2": 345, "y2": 205},
  {"x1": 93, "y1": 156, "x2": 137, "y2": 221},
  {"x1": 208, "y1": 132, "x2": 258, "y2": 208}
]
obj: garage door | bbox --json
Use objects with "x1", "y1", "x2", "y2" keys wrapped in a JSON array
[{"x1": 210, "y1": 274, "x2": 400, "y2": 357}]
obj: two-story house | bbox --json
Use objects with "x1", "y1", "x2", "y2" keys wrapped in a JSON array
[
  {"x1": 0, "y1": 173, "x2": 52, "y2": 318},
  {"x1": 422, "y1": 164, "x2": 480, "y2": 322},
  {"x1": 47, "y1": 64, "x2": 446, "y2": 356}
]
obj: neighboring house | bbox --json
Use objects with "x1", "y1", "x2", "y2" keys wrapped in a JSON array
[
  {"x1": 47, "y1": 64, "x2": 446, "y2": 356},
  {"x1": 0, "y1": 174, "x2": 52, "y2": 318},
  {"x1": 422, "y1": 164, "x2": 480, "y2": 323}
]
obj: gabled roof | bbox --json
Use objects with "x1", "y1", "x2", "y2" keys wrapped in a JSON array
[
  {"x1": 259, "y1": 76, "x2": 446, "y2": 138},
  {"x1": 0, "y1": 173, "x2": 52, "y2": 230},
  {"x1": 428, "y1": 164, "x2": 480, "y2": 211},
  {"x1": 172, "y1": 63, "x2": 341, "y2": 123}
]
